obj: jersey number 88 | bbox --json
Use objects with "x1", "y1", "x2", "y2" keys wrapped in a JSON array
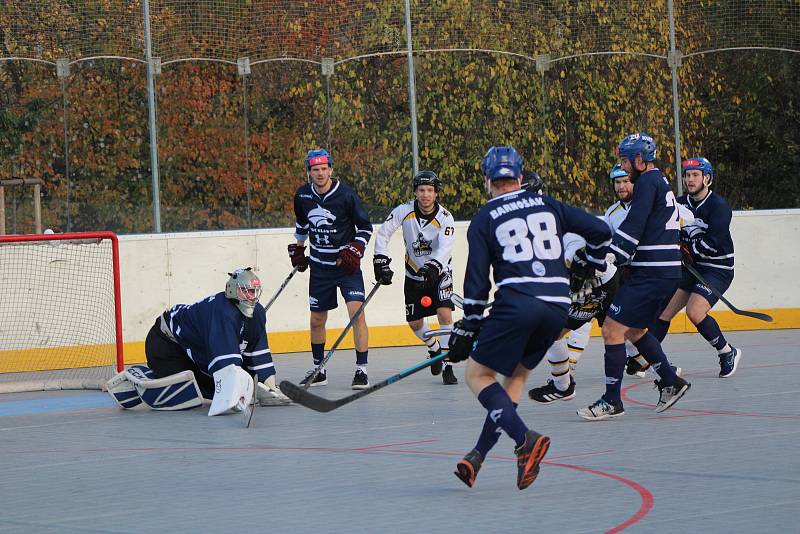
[{"x1": 495, "y1": 213, "x2": 562, "y2": 262}]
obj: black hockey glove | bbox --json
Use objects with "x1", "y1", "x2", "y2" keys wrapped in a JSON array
[
  {"x1": 569, "y1": 248, "x2": 595, "y2": 294},
  {"x1": 373, "y1": 254, "x2": 394, "y2": 285},
  {"x1": 288, "y1": 243, "x2": 309, "y2": 272},
  {"x1": 447, "y1": 319, "x2": 478, "y2": 363},
  {"x1": 417, "y1": 260, "x2": 443, "y2": 290}
]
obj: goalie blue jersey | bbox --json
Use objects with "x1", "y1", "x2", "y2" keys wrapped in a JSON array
[
  {"x1": 162, "y1": 293, "x2": 275, "y2": 381},
  {"x1": 293, "y1": 180, "x2": 373, "y2": 270},
  {"x1": 462, "y1": 189, "x2": 612, "y2": 329},
  {"x1": 609, "y1": 168, "x2": 682, "y2": 278},
  {"x1": 677, "y1": 191, "x2": 734, "y2": 271}
]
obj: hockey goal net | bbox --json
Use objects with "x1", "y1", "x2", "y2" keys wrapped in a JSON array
[{"x1": 0, "y1": 231, "x2": 124, "y2": 393}]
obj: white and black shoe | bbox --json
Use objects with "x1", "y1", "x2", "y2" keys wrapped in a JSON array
[
  {"x1": 577, "y1": 398, "x2": 625, "y2": 421},
  {"x1": 351, "y1": 369, "x2": 369, "y2": 390},
  {"x1": 528, "y1": 377, "x2": 576, "y2": 404},
  {"x1": 655, "y1": 376, "x2": 691, "y2": 413},
  {"x1": 299, "y1": 369, "x2": 327, "y2": 387}
]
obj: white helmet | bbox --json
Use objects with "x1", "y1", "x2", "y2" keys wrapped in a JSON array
[{"x1": 225, "y1": 268, "x2": 262, "y2": 318}]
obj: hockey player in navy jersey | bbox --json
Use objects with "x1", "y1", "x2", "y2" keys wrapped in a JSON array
[
  {"x1": 107, "y1": 268, "x2": 289, "y2": 414},
  {"x1": 290, "y1": 149, "x2": 374, "y2": 390},
  {"x1": 577, "y1": 133, "x2": 691, "y2": 421},
  {"x1": 648, "y1": 157, "x2": 741, "y2": 377},
  {"x1": 447, "y1": 146, "x2": 612, "y2": 490},
  {"x1": 373, "y1": 170, "x2": 459, "y2": 385}
]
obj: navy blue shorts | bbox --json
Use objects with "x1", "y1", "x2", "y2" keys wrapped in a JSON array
[
  {"x1": 679, "y1": 267, "x2": 733, "y2": 307},
  {"x1": 471, "y1": 296, "x2": 567, "y2": 377},
  {"x1": 606, "y1": 273, "x2": 679, "y2": 329},
  {"x1": 309, "y1": 267, "x2": 365, "y2": 312}
]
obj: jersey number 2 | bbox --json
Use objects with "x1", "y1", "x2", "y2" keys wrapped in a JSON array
[
  {"x1": 495, "y1": 213, "x2": 562, "y2": 262},
  {"x1": 665, "y1": 191, "x2": 680, "y2": 231}
]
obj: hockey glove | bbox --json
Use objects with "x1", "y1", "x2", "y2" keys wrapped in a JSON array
[
  {"x1": 569, "y1": 248, "x2": 596, "y2": 294},
  {"x1": 337, "y1": 241, "x2": 365, "y2": 275},
  {"x1": 417, "y1": 259, "x2": 444, "y2": 290},
  {"x1": 373, "y1": 254, "x2": 394, "y2": 285},
  {"x1": 288, "y1": 244, "x2": 309, "y2": 272},
  {"x1": 256, "y1": 375, "x2": 292, "y2": 406},
  {"x1": 447, "y1": 319, "x2": 478, "y2": 363}
]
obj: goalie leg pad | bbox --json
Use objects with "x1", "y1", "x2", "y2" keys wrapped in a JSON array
[
  {"x1": 126, "y1": 365, "x2": 204, "y2": 411},
  {"x1": 208, "y1": 365, "x2": 255, "y2": 416},
  {"x1": 106, "y1": 370, "x2": 146, "y2": 410}
]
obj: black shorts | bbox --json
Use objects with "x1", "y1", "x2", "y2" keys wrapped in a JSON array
[
  {"x1": 404, "y1": 271, "x2": 455, "y2": 322},
  {"x1": 144, "y1": 317, "x2": 215, "y2": 399}
]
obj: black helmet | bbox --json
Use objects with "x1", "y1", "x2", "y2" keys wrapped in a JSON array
[{"x1": 412, "y1": 170, "x2": 441, "y2": 192}]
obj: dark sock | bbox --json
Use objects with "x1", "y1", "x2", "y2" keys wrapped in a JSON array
[
  {"x1": 356, "y1": 350, "x2": 368, "y2": 366},
  {"x1": 601, "y1": 343, "x2": 627, "y2": 405},
  {"x1": 695, "y1": 316, "x2": 728, "y2": 351},
  {"x1": 477, "y1": 383, "x2": 527, "y2": 446},
  {"x1": 650, "y1": 318, "x2": 671, "y2": 342},
  {"x1": 311, "y1": 343, "x2": 325, "y2": 366},
  {"x1": 474, "y1": 402, "x2": 518, "y2": 458},
  {"x1": 633, "y1": 333, "x2": 678, "y2": 384}
]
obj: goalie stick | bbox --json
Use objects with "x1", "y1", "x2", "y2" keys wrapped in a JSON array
[
  {"x1": 683, "y1": 262, "x2": 773, "y2": 322},
  {"x1": 243, "y1": 373, "x2": 257, "y2": 428},
  {"x1": 281, "y1": 351, "x2": 449, "y2": 413},
  {"x1": 301, "y1": 283, "x2": 381, "y2": 390},
  {"x1": 263, "y1": 266, "x2": 299, "y2": 312}
]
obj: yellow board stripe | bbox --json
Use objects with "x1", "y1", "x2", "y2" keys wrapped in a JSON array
[{"x1": 0, "y1": 344, "x2": 117, "y2": 373}]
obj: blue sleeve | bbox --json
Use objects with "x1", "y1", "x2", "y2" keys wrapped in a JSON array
[
  {"x1": 693, "y1": 200, "x2": 732, "y2": 257},
  {"x1": 294, "y1": 191, "x2": 309, "y2": 242},
  {"x1": 351, "y1": 191, "x2": 373, "y2": 247},
  {"x1": 205, "y1": 309, "x2": 245, "y2": 375},
  {"x1": 242, "y1": 306, "x2": 275, "y2": 382},
  {"x1": 462, "y1": 216, "x2": 491, "y2": 330},
  {"x1": 611, "y1": 177, "x2": 657, "y2": 263},
  {"x1": 558, "y1": 202, "x2": 612, "y2": 268}
]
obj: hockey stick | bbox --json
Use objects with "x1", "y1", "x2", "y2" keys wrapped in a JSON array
[
  {"x1": 683, "y1": 262, "x2": 773, "y2": 322},
  {"x1": 451, "y1": 293, "x2": 493, "y2": 311},
  {"x1": 301, "y1": 283, "x2": 381, "y2": 390},
  {"x1": 422, "y1": 327, "x2": 452, "y2": 341},
  {"x1": 263, "y1": 266, "x2": 299, "y2": 312},
  {"x1": 243, "y1": 374, "x2": 257, "y2": 428},
  {"x1": 281, "y1": 351, "x2": 449, "y2": 413}
]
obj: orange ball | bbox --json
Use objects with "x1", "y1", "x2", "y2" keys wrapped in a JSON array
[{"x1": 420, "y1": 296, "x2": 433, "y2": 307}]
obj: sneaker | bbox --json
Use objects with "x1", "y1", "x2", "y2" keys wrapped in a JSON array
[
  {"x1": 654, "y1": 376, "x2": 691, "y2": 413},
  {"x1": 429, "y1": 348, "x2": 443, "y2": 376},
  {"x1": 625, "y1": 356, "x2": 648, "y2": 378},
  {"x1": 528, "y1": 377, "x2": 576, "y2": 404},
  {"x1": 454, "y1": 449, "x2": 483, "y2": 488},
  {"x1": 351, "y1": 369, "x2": 369, "y2": 390},
  {"x1": 299, "y1": 368, "x2": 327, "y2": 387},
  {"x1": 577, "y1": 398, "x2": 625, "y2": 421},
  {"x1": 442, "y1": 364, "x2": 458, "y2": 385},
  {"x1": 514, "y1": 429, "x2": 551, "y2": 490},
  {"x1": 719, "y1": 347, "x2": 742, "y2": 378}
]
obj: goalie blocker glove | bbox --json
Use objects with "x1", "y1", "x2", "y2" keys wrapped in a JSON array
[
  {"x1": 337, "y1": 241, "x2": 365, "y2": 275},
  {"x1": 447, "y1": 319, "x2": 479, "y2": 363},
  {"x1": 417, "y1": 259, "x2": 444, "y2": 290},
  {"x1": 373, "y1": 254, "x2": 393, "y2": 285},
  {"x1": 288, "y1": 244, "x2": 309, "y2": 272}
]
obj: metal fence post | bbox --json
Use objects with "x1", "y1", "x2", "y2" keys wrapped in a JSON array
[
  {"x1": 143, "y1": 0, "x2": 162, "y2": 232},
  {"x1": 403, "y1": 0, "x2": 419, "y2": 176},
  {"x1": 668, "y1": 0, "x2": 683, "y2": 195}
]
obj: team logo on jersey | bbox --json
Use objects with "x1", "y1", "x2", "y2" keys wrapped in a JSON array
[
  {"x1": 308, "y1": 205, "x2": 336, "y2": 228},
  {"x1": 412, "y1": 233, "x2": 433, "y2": 257},
  {"x1": 531, "y1": 261, "x2": 546, "y2": 276}
]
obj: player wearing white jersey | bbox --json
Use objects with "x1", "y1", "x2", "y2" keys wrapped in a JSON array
[{"x1": 373, "y1": 171, "x2": 459, "y2": 384}]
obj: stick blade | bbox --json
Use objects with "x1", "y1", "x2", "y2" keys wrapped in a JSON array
[
  {"x1": 279, "y1": 380, "x2": 339, "y2": 413},
  {"x1": 741, "y1": 310, "x2": 774, "y2": 322}
]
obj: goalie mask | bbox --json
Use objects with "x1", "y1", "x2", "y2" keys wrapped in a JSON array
[{"x1": 225, "y1": 268, "x2": 262, "y2": 318}]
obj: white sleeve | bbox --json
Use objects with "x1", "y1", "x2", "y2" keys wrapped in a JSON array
[
  {"x1": 431, "y1": 211, "x2": 456, "y2": 267},
  {"x1": 562, "y1": 232, "x2": 587, "y2": 263},
  {"x1": 373, "y1": 204, "x2": 405, "y2": 256}
]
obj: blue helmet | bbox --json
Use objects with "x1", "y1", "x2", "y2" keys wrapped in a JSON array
[
  {"x1": 609, "y1": 163, "x2": 628, "y2": 181},
  {"x1": 305, "y1": 148, "x2": 333, "y2": 170},
  {"x1": 481, "y1": 146, "x2": 523, "y2": 180},
  {"x1": 682, "y1": 157, "x2": 714, "y2": 184},
  {"x1": 617, "y1": 132, "x2": 657, "y2": 163}
]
